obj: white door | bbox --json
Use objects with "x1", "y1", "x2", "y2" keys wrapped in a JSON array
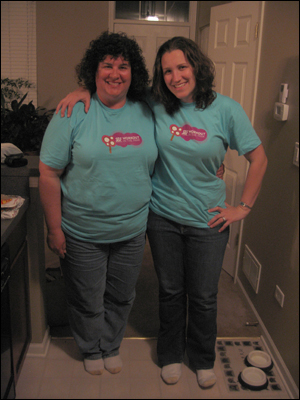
[
  {"x1": 114, "y1": 23, "x2": 190, "y2": 78},
  {"x1": 109, "y1": 1, "x2": 197, "y2": 78},
  {"x1": 208, "y1": 1, "x2": 264, "y2": 279}
]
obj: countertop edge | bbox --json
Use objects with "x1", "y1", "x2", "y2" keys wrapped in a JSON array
[{"x1": 1, "y1": 198, "x2": 30, "y2": 247}]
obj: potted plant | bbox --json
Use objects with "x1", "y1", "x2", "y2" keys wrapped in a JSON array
[{"x1": 1, "y1": 78, "x2": 55, "y2": 155}]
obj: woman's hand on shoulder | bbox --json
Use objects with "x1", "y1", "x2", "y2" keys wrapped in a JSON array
[{"x1": 56, "y1": 87, "x2": 91, "y2": 118}]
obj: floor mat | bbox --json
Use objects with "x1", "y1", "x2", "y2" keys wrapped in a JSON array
[{"x1": 216, "y1": 337, "x2": 290, "y2": 398}]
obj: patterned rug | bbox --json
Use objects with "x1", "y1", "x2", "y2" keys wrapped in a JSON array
[{"x1": 216, "y1": 337, "x2": 290, "y2": 397}]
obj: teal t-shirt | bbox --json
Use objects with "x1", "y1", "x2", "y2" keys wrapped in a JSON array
[
  {"x1": 149, "y1": 93, "x2": 261, "y2": 228},
  {"x1": 40, "y1": 94, "x2": 158, "y2": 243}
]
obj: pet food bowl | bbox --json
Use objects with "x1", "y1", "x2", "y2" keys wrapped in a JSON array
[
  {"x1": 238, "y1": 367, "x2": 268, "y2": 391},
  {"x1": 245, "y1": 350, "x2": 273, "y2": 372}
]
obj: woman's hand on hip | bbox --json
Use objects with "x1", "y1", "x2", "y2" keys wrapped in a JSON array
[
  {"x1": 47, "y1": 229, "x2": 67, "y2": 259},
  {"x1": 207, "y1": 202, "x2": 250, "y2": 232},
  {"x1": 216, "y1": 163, "x2": 225, "y2": 179}
]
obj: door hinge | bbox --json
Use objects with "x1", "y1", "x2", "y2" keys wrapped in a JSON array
[{"x1": 255, "y1": 23, "x2": 259, "y2": 39}]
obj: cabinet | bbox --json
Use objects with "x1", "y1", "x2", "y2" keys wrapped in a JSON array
[
  {"x1": 2, "y1": 212, "x2": 31, "y2": 398},
  {"x1": 9, "y1": 241, "x2": 31, "y2": 383},
  {"x1": 2, "y1": 157, "x2": 48, "y2": 353}
]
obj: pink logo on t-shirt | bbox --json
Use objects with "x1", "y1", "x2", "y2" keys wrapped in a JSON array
[
  {"x1": 169, "y1": 124, "x2": 207, "y2": 142},
  {"x1": 102, "y1": 132, "x2": 143, "y2": 153}
]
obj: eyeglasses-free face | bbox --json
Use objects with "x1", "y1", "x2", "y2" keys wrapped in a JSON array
[
  {"x1": 161, "y1": 49, "x2": 196, "y2": 104},
  {"x1": 95, "y1": 55, "x2": 132, "y2": 109}
]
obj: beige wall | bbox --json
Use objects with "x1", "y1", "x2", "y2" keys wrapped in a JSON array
[
  {"x1": 238, "y1": 1, "x2": 299, "y2": 388},
  {"x1": 36, "y1": 1, "x2": 109, "y2": 110}
]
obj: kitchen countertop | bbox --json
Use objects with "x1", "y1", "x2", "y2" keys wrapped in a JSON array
[
  {"x1": 1, "y1": 197, "x2": 29, "y2": 247},
  {"x1": 1, "y1": 155, "x2": 39, "y2": 177},
  {"x1": 1, "y1": 158, "x2": 33, "y2": 233},
  {"x1": 1, "y1": 157, "x2": 39, "y2": 247}
]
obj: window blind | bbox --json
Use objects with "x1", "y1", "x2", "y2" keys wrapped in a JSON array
[{"x1": 1, "y1": 1, "x2": 37, "y2": 105}]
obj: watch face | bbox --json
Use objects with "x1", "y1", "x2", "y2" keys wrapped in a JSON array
[{"x1": 240, "y1": 202, "x2": 251, "y2": 209}]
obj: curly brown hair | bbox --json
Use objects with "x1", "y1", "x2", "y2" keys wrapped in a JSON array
[
  {"x1": 151, "y1": 36, "x2": 216, "y2": 115},
  {"x1": 76, "y1": 31, "x2": 150, "y2": 102}
]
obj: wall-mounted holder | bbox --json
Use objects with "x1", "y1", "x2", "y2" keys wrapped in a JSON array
[{"x1": 274, "y1": 102, "x2": 289, "y2": 121}]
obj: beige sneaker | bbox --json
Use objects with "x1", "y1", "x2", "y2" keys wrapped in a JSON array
[
  {"x1": 83, "y1": 358, "x2": 104, "y2": 375},
  {"x1": 104, "y1": 355, "x2": 123, "y2": 374},
  {"x1": 196, "y1": 369, "x2": 217, "y2": 388},
  {"x1": 161, "y1": 363, "x2": 182, "y2": 385}
]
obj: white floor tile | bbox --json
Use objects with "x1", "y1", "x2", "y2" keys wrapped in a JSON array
[
  {"x1": 159, "y1": 374, "x2": 192, "y2": 399},
  {"x1": 129, "y1": 358, "x2": 160, "y2": 380},
  {"x1": 68, "y1": 376, "x2": 101, "y2": 399},
  {"x1": 37, "y1": 377, "x2": 72, "y2": 399},
  {"x1": 100, "y1": 375, "x2": 131, "y2": 399},
  {"x1": 130, "y1": 378, "x2": 162, "y2": 399},
  {"x1": 43, "y1": 358, "x2": 75, "y2": 379},
  {"x1": 15, "y1": 338, "x2": 292, "y2": 399}
]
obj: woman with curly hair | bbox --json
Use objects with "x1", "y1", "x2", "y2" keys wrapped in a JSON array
[
  {"x1": 39, "y1": 31, "x2": 158, "y2": 376},
  {"x1": 55, "y1": 36, "x2": 267, "y2": 389},
  {"x1": 75, "y1": 30, "x2": 149, "y2": 102}
]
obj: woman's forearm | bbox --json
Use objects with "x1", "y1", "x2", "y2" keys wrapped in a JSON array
[
  {"x1": 240, "y1": 144, "x2": 268, "y2": 208},
  {"x1": 39, "y1": 161, "x2": 64, "y2": 233},
  {"x1": 208, "y1": 144, "x2": 267, "y2": 232},
  {"x1": 39, "y1": 174, "x2": 62, "y2": 232},
  {"x1": 39, "y1": 161, "x2": 67, "y2": 258}
]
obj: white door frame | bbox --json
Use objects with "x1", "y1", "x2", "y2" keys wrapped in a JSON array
[
  {"x1": 109, "y1": 1, "x2": 197, "y2": 40},
  {"x1": 233, "y1": 1, "x2": 265, "y2": 284},
  {"x1": 208, "y1": 1, "x2": 265, "y2": 282}
]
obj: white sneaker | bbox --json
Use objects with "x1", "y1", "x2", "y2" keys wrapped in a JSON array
[
  {"x1": 196, "y1": 369, "x2": 217, "y2": 388},
  {"x1": 83, "y1": 358, "x2": 104, "y2": 375},
  {"x1": 104, "y1": 355, "x2": 123, "y2": 374},
  {"x1": 161, "y1": 363, "x2": 182, "y2": 385}
]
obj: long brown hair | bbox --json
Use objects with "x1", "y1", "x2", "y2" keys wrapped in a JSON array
[{"x1": 151, "y1": 37, "x2": 216, "y2": 115}]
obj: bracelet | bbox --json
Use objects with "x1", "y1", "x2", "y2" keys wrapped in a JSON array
[{"x1": 239, "y1": 202, "x2": 252, "y2": 210}]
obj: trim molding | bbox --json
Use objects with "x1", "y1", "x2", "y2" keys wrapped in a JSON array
[
  {"x1": 237, "y1": 277, "x2": 299, "y2": 399},
  {"x1": 26, "y1": 326, "x2": 51, "y2": 358}
]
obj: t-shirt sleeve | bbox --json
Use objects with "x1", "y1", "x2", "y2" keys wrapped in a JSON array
[
  {"x1": 227, "y1": 100, "x2": 261, "y2": 156},
  {"x1": 40, "y1": 104, "x2": 84, "y2": 169}
]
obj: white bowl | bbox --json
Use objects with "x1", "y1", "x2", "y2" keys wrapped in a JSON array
[
  {"x1": 247, "y1": 350, "x2": 272, "y2": 369},
  {"x1": 241, "y1": 367, "x2": 267, "y2": 387}
]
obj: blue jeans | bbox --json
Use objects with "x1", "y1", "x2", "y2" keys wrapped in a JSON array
[
  {"x1": 60, "y1": 232, "x2": 146, "y2": 360},
  {"x1": 147, "y1": 209, "x2": 229, "y2": 370}
]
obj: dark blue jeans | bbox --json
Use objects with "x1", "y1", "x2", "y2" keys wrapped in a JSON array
[
  {"x1": 147, "y1": 209, "x2": 229, "y2": 370},
  {"x1": 60, "y1": 232, "x2": 145, "y2": 360}
]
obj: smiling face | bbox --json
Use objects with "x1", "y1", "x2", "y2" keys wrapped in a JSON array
[
  {"x1": 95, "y1": 55, "x2": 131, "y2": 109},
  {"x1": 161, "y1": 49, "x2": 196, "y2": 103}
]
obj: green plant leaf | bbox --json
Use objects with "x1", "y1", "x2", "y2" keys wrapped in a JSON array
[{"x1": 11, "y1": 100, "x2": 19, "y2": 111}]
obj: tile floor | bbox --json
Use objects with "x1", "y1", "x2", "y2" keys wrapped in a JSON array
[{"x1": 16, "y1": 337, "x2": 291, "y2": 399}]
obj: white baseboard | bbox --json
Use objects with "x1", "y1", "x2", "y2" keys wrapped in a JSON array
[
  {"x1": 237, "y1": 277, "x2": 299, "y2": 399},
  {"x1": 26, "y1": 326, "x2": 51, "y2": 358}
]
